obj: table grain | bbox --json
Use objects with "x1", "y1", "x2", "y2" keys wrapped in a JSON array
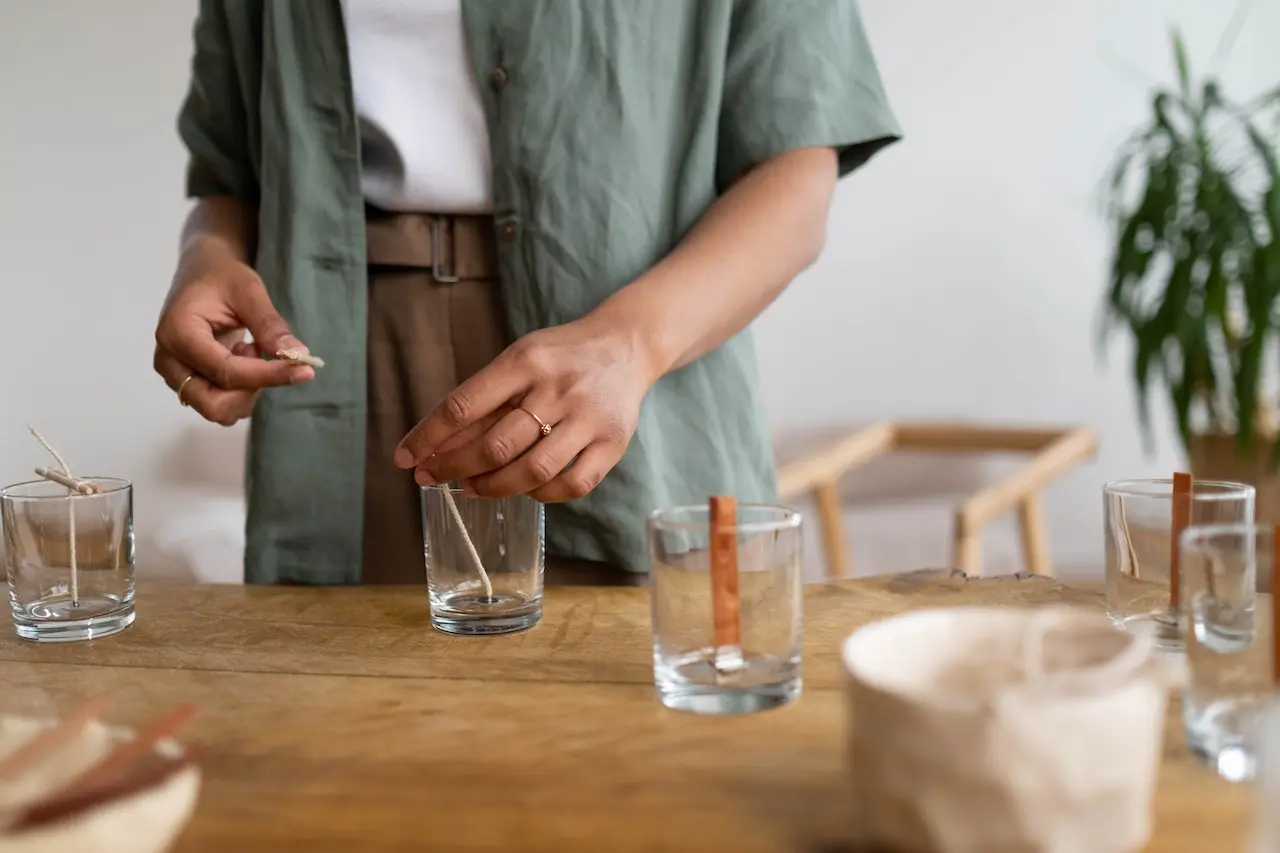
[{"x1": 0, "y1": 571, "x2": 1248, "y2": 852}]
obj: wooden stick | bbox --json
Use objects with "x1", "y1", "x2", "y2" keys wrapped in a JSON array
[
  {"x1": 33, "y1": 467, "x2": 99, "y2": 495},
  {"x1": 0, "y1": 694, "x2": 113, "y2": 782},
  {"x1": 275, "y1": 348, "x2": 325, "y2": 369},
  {"x1": 9, "y1": 751, "x2": 200, "y2": 832},
  {"x1": 28, "y1": 426, "x2": 81, "y2": 606},
  {"x1": 1272, "y1": 522, "x2": 1280, "y2": 686},
  {"x1": 60, "y1": 703, "x2": 199, "y2": 796},
  {"x1": 709, "y1": 496, "x2": 742, "y2": 673},
  {"x1": 1170, "y1": 472, "x2": 1193, "y2": 610}
]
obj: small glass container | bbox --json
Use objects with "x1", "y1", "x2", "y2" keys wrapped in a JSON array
[
  {"x1": 647, "y1": 503, "x2": 803, "y2": 715},
  {"x1": 1104, "y1": 478, "x2": 1254, "y2": 651},
  {"x1": 1181, "y1": 523, "x2": 1276, "y2": 782},
  {"x1": 2, "y1": 477, "x2": 136, "y2": 642},
  {"x1": 420, "y1": 485, "x2": 544, "y2": 635}
]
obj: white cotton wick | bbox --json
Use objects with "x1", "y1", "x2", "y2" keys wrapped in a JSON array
[
  {"x1": 440, "y1": 487, "x2": 493, "y2": 600},
  {"x1": 28, "y1": 426, "x2": 81, "y2": 607}
]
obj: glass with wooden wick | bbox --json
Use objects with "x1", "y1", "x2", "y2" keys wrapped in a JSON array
[
  {"x1": 647, "y1": 503, "x2": 803, "y2": 715},
  {"x1": 2, "y1": 478, "x2": 135, "y2": 642},
  {"x1": 420, "y1": 484, "x2": 544, "y2": 635},
  {"x1": 1104, "y1": 479, "x2": 1254, "y2": 651},
  {"x1": 1181, "y1": 524, "x2": 1280, "y2": 783}
]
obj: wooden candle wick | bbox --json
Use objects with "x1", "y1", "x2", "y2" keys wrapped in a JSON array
[
  {"x1": 1272, "y1": 522, "x2": 1280, "y2": 687},
  {"x1": 0, "y1": 697, "x2": 201, "y2": 836},
  {"x1": 275, "y1": 348, "x2": 325, "y2": 369},
  {"x1": 441, "y1": 487, "x2": 493, "y2": 600},
  {"x1": 709, "y1": 495, "x2": 743, "y2": 677},
  {"x1": 11, "y1": 751, "x2": 200, "y2": 832},
  {"x1": 0, "y1": 694, "x2": 113, "y2": 782},
  {"x1": 62, "y1": 703, "x2": 199, "y2": 795},
  {"x1": 1170, "y1": 472, "x2": 1192, "y2": 612},
  {"x1": 28, "y1": 426, "x2": 84, "y2": 607}
]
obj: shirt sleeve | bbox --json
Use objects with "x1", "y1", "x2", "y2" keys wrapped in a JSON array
[
  {"x1": 176, "y1": 0, "x2": 257, "y2": 200},
  {"x1": 717, "y1": 0, "x2": 902, "y2": 190}
]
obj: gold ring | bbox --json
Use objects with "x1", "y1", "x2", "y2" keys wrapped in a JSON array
[
  {"x1": 519, "y1": 406, "x2": 553, "y2": 437},
  {"x1": 176, "y1": 374, "x2": 197, "y2": 408}
]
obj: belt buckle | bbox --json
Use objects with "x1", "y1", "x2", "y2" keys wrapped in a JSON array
[{"x1": 429, "y1": 217, "x2": 460, "y2": 283}]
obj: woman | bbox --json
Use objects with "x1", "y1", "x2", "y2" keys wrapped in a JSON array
[{"x1": 154, "y1": 0, "x2": 900, "y2": 585}]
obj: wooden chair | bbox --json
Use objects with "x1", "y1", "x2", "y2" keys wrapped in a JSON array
[{"x1": 775, "y1": 422, "x2": 1098, "y2": 579}]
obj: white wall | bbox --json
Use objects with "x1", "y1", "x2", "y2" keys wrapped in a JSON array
[
  {"x1": 0, "y1": 0, "x2": 240, "y2": 580},
  {"x1": 1, "y1": 0, "x2": 1277, "y2": 581},
  {"x1": 758, "y1": 0, "x2": 1280, "y2": 576}
]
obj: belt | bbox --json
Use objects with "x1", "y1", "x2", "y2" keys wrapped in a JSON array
[{"x1": 364, "y1": 207, "x2": 498, "y2": 281}]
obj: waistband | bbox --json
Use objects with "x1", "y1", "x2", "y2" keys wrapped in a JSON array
[{"x1": 364, "y1": 206, "x2": 497, "y2": 280}]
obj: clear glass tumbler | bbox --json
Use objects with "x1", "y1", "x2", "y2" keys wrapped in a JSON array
[
  {"x1": 1104, "y1": 479, "x2": 1254, "y2": 651},
  {"x1": 420, "y1": 485, "x2": 544, "y2": 635},
  {"x1": 2, "y1": 477, "x2": 136, "y2": 642},
  {"x1": 647, "y1": 503, "x2": 803, "y2": 715},
  {"x1": 1181, "y1": 524, "x2": 1276, "y2": 782}
]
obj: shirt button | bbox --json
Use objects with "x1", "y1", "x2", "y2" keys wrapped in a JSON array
[
  {"x1": 499, "y1": 220, "x2": 518, "y2": 241},
  {"x1": 489, "y1": 67, "x2": 509, "y2": 91}
]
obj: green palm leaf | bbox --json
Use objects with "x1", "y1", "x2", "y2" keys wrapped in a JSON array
[{"x1": 1100, "y1": 29, "x2": 1279, "y2": 463}]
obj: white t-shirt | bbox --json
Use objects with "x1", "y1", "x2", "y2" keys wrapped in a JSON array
[{"x1": 340, "y1": 0, "x2": 494, "y2": 213}]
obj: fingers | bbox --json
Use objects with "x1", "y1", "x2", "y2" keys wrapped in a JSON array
[
  {"x1": 467, "y1": 420, "x2": 597, "y2": 498},
  {"x1": 182, "y1": 377, "x2": 260, "y2": 427},
  {"x1": 154, "y1": 351, "x2": 259, "y2": 427},
  {"x1": 161, "y1": 315, "x2": 311, "y2": 391},
  {"x1": 156, "y1": 273, "x2": 314, "y2": 391},
  {"x1": 418, "y1": 406, "x2": 545, "y2": 486},
  {"x1": 226, "y1": 278, "x2": 305, "y2": 357},
  {"x1": 432, "y1": 406, "x2": 513, "y2": 457},
  {"x1": 395, "y1": 359, "x2": 531, "y2": 468},
  {"x1": 529, "y1": 441, "x2": 624, "y2": 503}
]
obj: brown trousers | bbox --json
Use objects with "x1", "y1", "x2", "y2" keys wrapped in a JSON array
[{"x1": 360, "y1": 210, "x2": 639, "y2": 586}]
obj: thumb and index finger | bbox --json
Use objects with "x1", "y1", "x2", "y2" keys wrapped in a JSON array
[{"x1": 163, "y1": 275, "x2": 318, "y2": 391}]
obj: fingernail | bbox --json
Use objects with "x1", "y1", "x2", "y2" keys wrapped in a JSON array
[
  {"x1": 414, "y1": 469, "x2": 435, "y2": 487},
  {"x1": 290, "y1": 367, "x2": 315, "y2": 384},
  {"x1": 460, "y1": 480, "x2": 478, "y2": 497},
  {"x1": 393, "y1": 446, "x2": 415, "y2": 468}
]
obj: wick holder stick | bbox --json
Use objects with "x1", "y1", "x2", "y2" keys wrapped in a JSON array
[
  {"x1": 276, "y1": 348, "x2": 325, "y2": 369},
  {"x1": 28, "y1": 426, "x2": 85, "y2": 607},
  {"x1": 709, "y1": 495, "x2": 742, "y2": 674},
  {"x1": 1170, "y1": 472, "x2": 1192, "y2": 610},
  {"x1": 34, "y1": 468, "x2": 99, "y2": 495}
]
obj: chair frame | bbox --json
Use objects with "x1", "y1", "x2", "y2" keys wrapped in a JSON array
[{"x1": 775, "y1": 422, "x2": 1099, "y2": 579}]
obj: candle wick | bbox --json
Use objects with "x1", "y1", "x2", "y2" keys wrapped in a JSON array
[
  {"x1": 441, "y1": 487, "x2": 493, "y2": 601},
  {"x1": 28, "y1": 426, "x2": 80, "y2": 608}
]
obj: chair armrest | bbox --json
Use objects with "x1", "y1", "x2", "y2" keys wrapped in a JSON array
[
  {"x1": 775, "y1": 422, "x2": 895, "y2": 500},
  {"x1": 956, "y1": 427, "x2": 1098, "y2": 533},
  {"x1": 772, "y1": 421, "x2": 1099, "y2": 579}
]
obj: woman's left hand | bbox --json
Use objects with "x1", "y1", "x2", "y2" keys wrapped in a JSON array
[{"x1": 393, "y1": 316, "x2": 656, "y2": 502}]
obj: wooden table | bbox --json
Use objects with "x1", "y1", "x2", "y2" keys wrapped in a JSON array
[{"x1": 0, "y1": 571, "x2": 1248, "y2": 852}]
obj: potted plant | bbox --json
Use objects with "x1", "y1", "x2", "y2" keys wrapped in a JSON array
[{"x1": 1100, "y1": 28, "x2": 1280, "y2": 517}]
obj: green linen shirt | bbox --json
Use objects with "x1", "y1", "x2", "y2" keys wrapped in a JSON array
[{"x1": 178, "y1": 0, "x2": 901, "y2": 584}]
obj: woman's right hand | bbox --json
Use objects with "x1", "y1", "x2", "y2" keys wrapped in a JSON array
[{"x1": 153, "y1": 238, "x2": 315, "y2": 426}]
